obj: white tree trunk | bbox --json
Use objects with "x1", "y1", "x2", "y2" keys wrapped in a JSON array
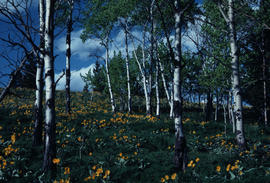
[
  {"x1": 104, "y1": 39, "x2": 115, "y2": 113},
  {"x1": 223, "y1": 96, "x2": 227, "y2": 135},
  {"x1": 124, "y1": 21, "x2": 132, "y2": 113},
  {"x1": 155, "y1": 56, "x2": 160, "y2": 116},
  {"x1": 262, "y1": 30, "x2": 268, "y2": 126},
  {"x1": 65, "y1": 0, "x2": 73, "y2": 114},
  {"x1": 43, "y1": 0, "x2": 56, "y2": 172},
  {"x1": 215, "y1": 91, "x2": 219, "y2": 122},
  {"x1": 228, "y1": 91, "x2": 236, "y2": 133},
  {"x1": 226, "y1": 0, "x2": 245, "y2": 147},
  {"x1": 173, "y1": 0, "x2": 187, "y2": 170},
  {"x1": 156, "y1": 46, "x2": 173, "y2": 117},
  {"x1": 33, "y1": 0, "x2": 45, "y2": 146},
  {"x1": 142, "y1": 30, "x2": 151, "y2": 115}
]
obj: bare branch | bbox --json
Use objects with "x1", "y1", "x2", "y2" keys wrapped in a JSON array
[
  {"x1": 55, "y1": 69, "x2": 65, "y2": 87},
  {"x1": 0, "y1": 49, "x2": 34, "y2": 103}
]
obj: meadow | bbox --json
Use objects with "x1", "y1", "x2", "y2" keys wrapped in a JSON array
[{"x1": 0, "y1": 88, "x2": 269, "y2": 182}]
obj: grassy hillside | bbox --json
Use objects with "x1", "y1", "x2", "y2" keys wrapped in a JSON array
[{"x1": 0, "y1": 88, "x2": 269, "y2": 182}]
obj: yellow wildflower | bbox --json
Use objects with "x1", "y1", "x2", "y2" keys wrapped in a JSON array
[
  {"x1": 226, "y1": 164, "x2": 231, "y2": 172},
  {"x1": 165, "y1": 175, "x2": 169, "y2": 180},
  {"x1": 64, "y1": 167, "x2": 70, "y2": 175},
  {"x1": 195, "y1": 158, "x2": 200, "y2": 162},
  {"x1": 171, "y1": 173, "x2": 177, "y2": 180},
  {"x1": 11, "y1": 134, "x2": 16, "y2": 144},
  {"x1": 105, "y1": 170, "x2": 110, "y2": 176},
  {"x1": 161, "y1": 178, "x2": 165, "y2": 182},
  {"x1": 216, "y1": 165, "x2": 221, "y2": 172},
  {"x1": 52, "y1": 158, "x2": 60, "y2": 164}
]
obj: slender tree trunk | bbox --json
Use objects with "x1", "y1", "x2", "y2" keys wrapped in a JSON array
[
  {"x1": 158, "y1": 57, "x2": 172, "y2": 117},
  {"x1": 173, "y1": 0, "x2": 187, "y2": 171},
  {"x1": 33, "y1": 0, "x2": 46, "y2": 145},
  {"x1": 205, "y1": 91, "x2": 212, "y2": 121},
  {"x1": 215, "y1": 91, "x2": 219, "y2": 122},
  {"x1": 262, "y1": 29, "x2": 268, "y2": 126},
  {"x1": 155, "y1": 55, "x2": 160, "y2": 117},
  {"x1": 142, "y1": 29, "x2": 151, "y2": 115},
  {"x1": 104, "y1": 39, "x2": 116, "y2": 113},
  {"x1": 65, "y1": 0, "x2": 73, "y2": 114},
  {"x1": 33, "y1": 57, "x2": 44, "y2": 146},
  {"x1": 42, "y1": 0, "x2": 56, "y2": 172},
  {"x1": 223, "y1": 96, "x2": 227, "y2": 135},
  {"x1": 228, "y1": 94, "x2": 232, "y2": 123},
  {"x1": 170, "y1": 87, "x2": 174, "y2": 119},
  {"x1": 33, "y1": 0, "x2": 45, "y2": 146},
  {"x1": 198, "y1": 93, "x2": 201, "y2": 108},
  {"x1": 124, "y1": 21, "x2": 132, "y2": 113},
  {"x1": 227, "y1": 0, "x2": 245, "y2": 148}
]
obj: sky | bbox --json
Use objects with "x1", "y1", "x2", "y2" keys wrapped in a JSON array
[{"x1": 0, "y1": 0, "x2": 200, "y2": 92}]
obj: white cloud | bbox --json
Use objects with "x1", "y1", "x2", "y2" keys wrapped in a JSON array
[
  {"x1": 55, "y1": 64, "x2": 95, "y2": 91},
  {"x1": 55, "y1": 29, "x2": 103, "y2": 61}
]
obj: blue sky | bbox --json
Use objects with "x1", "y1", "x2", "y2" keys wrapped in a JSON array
[{"x1": 0, "y1": 0, "x2": 200, "y2": 91}]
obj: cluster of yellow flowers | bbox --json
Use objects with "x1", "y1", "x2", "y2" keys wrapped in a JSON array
[
  {"x1": 3, "y1": 144, "x2": 19, "y2": 156},
  {"x1": 226, "y1": 160, "x2": 240, "y2": 172},
  {"x1": 187, "y1": 158, "x2": 200, "y2": 168},
  {"x1": 217, "y1": 160, "x2": 242, "y2": 175},
  {"x1": 145, "y1": 115, "x2": 158, "y2": 122},
  {"x1": 53, "y1": 178, "x2": 70, "y2": 183},
  {"x1": 118, "y1": 152, "x2": 128, "y2": 160},
  {"x1": 84, "y1": 166, "x2": 110, "y2": 181},
  {"x1": 53, "y1": 158, "x2": 61, "y2": 165},
  {"x1": 0, "y1": 156, "x2": 7, "y2": 169},
  {"x1": 160, "y1": 173, "x2": 177, "y2": 182}
]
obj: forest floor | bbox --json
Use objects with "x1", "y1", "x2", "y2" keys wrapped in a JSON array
[{"x1": 0, "y1": 88, "x2": 269, "y2": 182}]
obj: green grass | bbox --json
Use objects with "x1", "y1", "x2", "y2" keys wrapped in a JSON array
[{"x1": 0, "y1": 88, "x2": 269, "y2": 182}]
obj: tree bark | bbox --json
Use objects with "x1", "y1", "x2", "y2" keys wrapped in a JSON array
[
  {"x1": 205, "y1": 91, "x2": 213, "y2": 121},
  {"x1": 155, "y1": 54, "x2": 160, "y2": 117},
  {"x1": 65, "y1": 0, "x2": 73, "y2": 114},
  {"x1": 215, "y1": 91, "x2": 219, "y2": 122},
  {"x1": 33, "y1": 0, "x2": 45, "y2": 146},
  {"x1": 159, "y1": 61, "x2": 173, "y2": 115},
  {"x1": 262, "y1": 29, "x2": 268, "y2": 126},
  {"x1": 142, "y1": 29, "x2": 151, "y2": 115},
  {"x1": 124, "y1": 21, "x2": 132, "y2": 113},
  {"x1": 173, "y1": 0, "x2": 187, "y2": 171},
  {"x1": 42, "y1": 0, "x2": 56, "y2": 173},
  {"x1": 219, "y1": 0, "x2": 246, "y2": 148},
  {"x1": 104, "y1": 38, "x2": 116, "y2": 113},
  {"x1": 222, "y1": 96, "x2": 227, "y2": 136}
]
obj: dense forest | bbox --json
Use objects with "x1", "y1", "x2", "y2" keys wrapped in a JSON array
[{"x1": 0, "y1": 0, "x2": 269, "y2": 182}]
